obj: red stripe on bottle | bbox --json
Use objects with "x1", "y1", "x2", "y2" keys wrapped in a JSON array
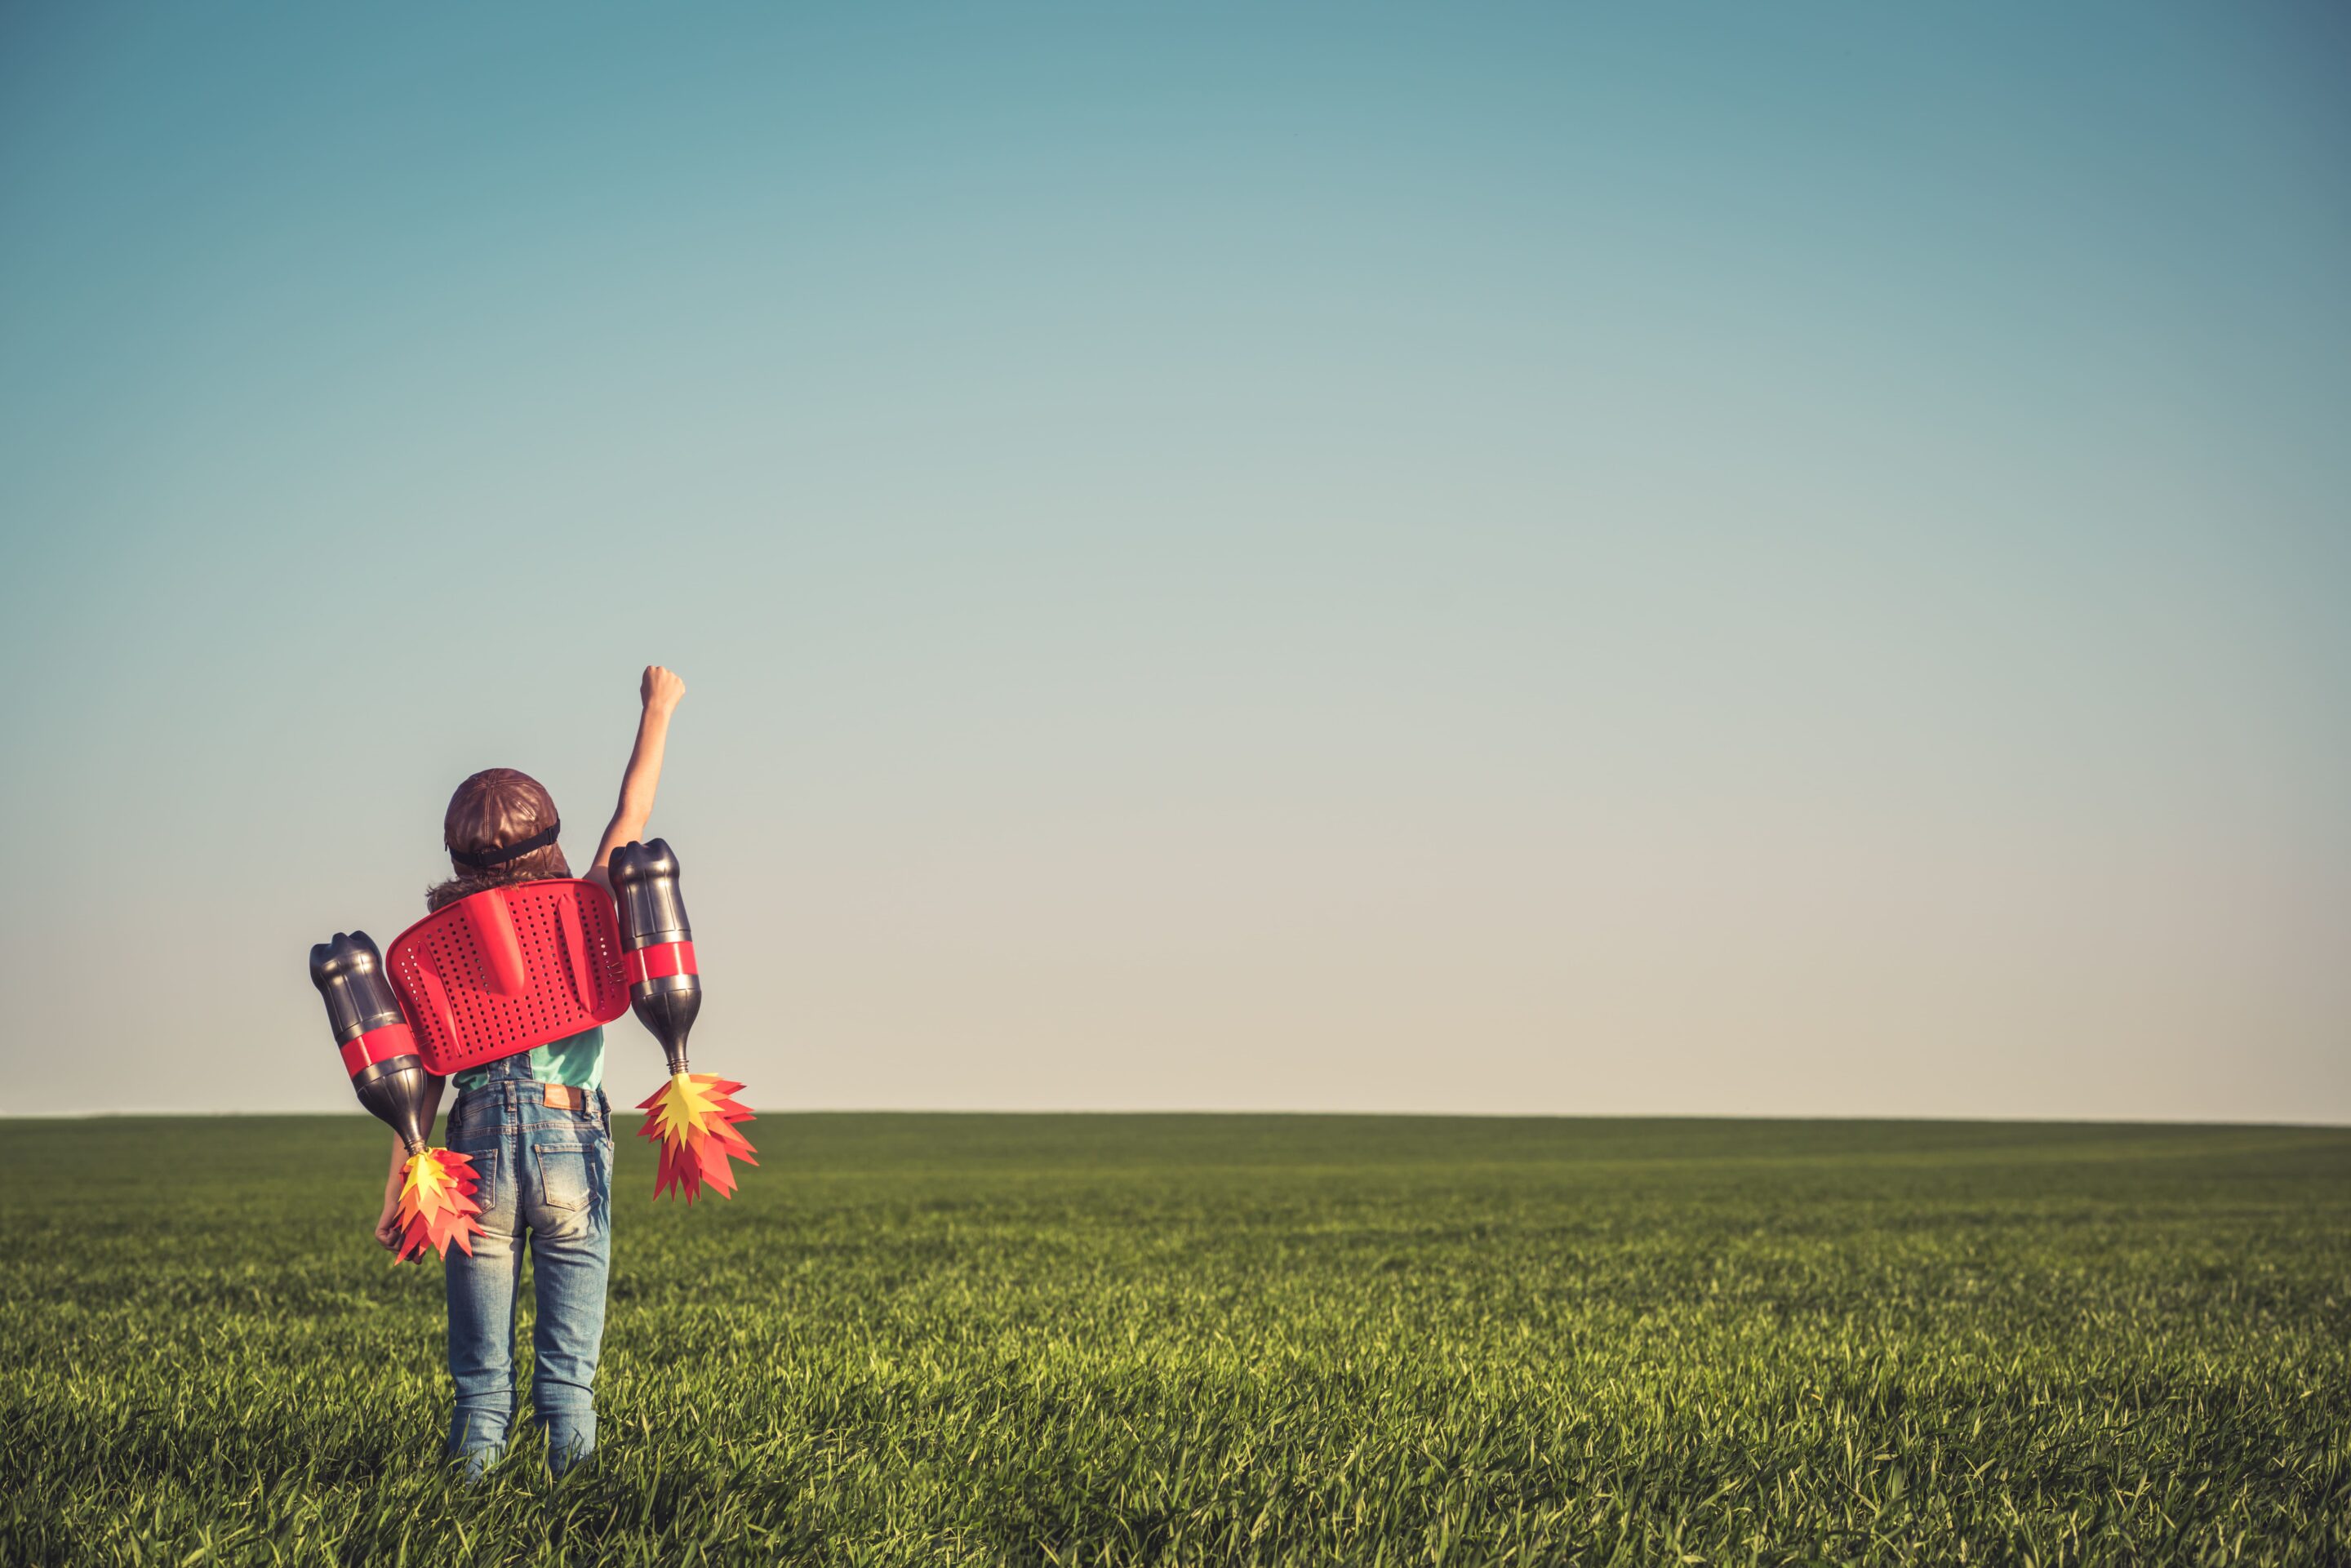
[
  {"x1": 339, "y1": 1023, "x2": 418, "y2": 1079},
  {"x1": 624, "y1": 940, "x2": 698, "y2": 985}
]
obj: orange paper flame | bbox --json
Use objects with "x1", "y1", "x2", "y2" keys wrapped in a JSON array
[
  {"x1": 394, "y1": 1147, "x2": 485, "y2": 1264},
  {"x1": 636, "y1": 1072, "x2": 758, "y2": 1202}
]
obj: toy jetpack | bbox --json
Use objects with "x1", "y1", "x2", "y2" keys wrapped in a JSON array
[
  {"x1": 609, "y1": 840, "x2": 758, "y2": 1202},
  {"x1": 309, "y1": 840, "x2": 757, "y2": 1264},
  {"x1": 310, "y1": 931, "x2": 487, "y2": 1263}
]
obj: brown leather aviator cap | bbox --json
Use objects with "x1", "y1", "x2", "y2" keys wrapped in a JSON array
[{"x1": 443, "y1": 768, "x2": 561, "y2": 869}]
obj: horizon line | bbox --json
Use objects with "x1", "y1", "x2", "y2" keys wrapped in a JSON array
[{"x1": 2, "y1": 1106, "x2": 2344, "y2": 1131}]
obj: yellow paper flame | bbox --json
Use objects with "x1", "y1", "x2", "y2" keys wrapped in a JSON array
[
  {"x1": 395, "y1": 1147, "x2": 486, "y2": 1263},
  {"x1": 636, "y1": 1072, "x2": 758, "y2": 1202}
]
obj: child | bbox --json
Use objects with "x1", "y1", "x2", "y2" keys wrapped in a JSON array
[{"x1": 371, "y1": 664, "x2": 687, "y2": 1479}]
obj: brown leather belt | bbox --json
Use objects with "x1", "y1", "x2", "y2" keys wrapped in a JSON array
[{"x1": 540, "y1": 1083, "x2": 588, "y2": 1112}]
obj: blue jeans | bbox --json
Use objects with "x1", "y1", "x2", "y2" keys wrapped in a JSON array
[{"x1": 440, "y1": 1056, "x2": 613, "y2": 1478}]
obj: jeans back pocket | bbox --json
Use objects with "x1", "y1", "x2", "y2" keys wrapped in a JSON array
[
  {"x1": 533, "y1": 1144, "x2": 595, "y2": 1213},
  {"x1": 448, "y1": 1148, "x2": 500, "y2": 1225}
]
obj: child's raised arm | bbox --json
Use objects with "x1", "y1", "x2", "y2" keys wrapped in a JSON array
[{"x1": 588, "y1": 665, "x2": 687, "y2": 877}]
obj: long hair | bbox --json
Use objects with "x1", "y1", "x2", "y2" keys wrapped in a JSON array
[{"x1": 425, "y1": 767, "x2": 572, "y2": 912}]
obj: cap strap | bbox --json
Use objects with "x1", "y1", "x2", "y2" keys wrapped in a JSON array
[{"x1": 449, "y1": 821, "x2": 561, "y2": 870}]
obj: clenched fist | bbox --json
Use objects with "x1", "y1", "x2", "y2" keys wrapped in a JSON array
[{"x1": 641, "y1": 665, "x2": 686, "y2": 714}]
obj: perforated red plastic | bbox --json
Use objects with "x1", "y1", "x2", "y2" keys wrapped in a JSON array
[{"x1": 384, "y1": 880, "x2": 630, "y2": 1074}]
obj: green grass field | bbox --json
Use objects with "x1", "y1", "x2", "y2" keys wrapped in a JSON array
[{"x1": 2, "y1": 1113, "x2": 2345, "y2": 1566}]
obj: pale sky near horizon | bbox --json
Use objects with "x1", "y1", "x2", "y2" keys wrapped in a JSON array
[{"x1": 1, "y1": 3, "x2": 2345, "y2": 1121}]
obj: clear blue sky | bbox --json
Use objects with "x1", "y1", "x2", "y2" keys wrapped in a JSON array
[{"x1": 2, "y1": 2, "x2": 2345, "y2": 1119}]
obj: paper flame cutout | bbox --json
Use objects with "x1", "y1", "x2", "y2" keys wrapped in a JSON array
[
  {"x1": 394, "y1": 1147, "x2": 485, "y2": 1264},
  {"x1": 636, "y1": 1072, "x2": 758, "y2": 1202}
]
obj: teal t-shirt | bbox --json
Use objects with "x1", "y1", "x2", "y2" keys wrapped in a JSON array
[{"x1": 453, "y1": 1025, "x2": 606, "y2": 1095}]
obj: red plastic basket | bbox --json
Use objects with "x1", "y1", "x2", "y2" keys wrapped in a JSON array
[{"x1": 384, "y1": 880, "x2": 629, "y2": 1074}]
